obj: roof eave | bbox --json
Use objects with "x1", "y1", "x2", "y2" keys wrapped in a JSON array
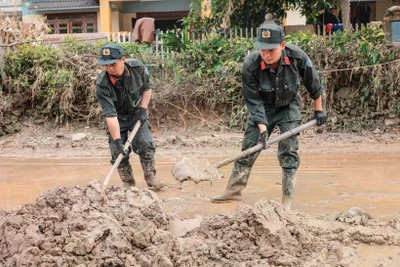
[{"x1": 29, "y1": 6, "x2": 99, "y2": 12}]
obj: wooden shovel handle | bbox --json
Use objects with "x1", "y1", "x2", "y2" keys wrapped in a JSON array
[
  {"x1": 214, "y1": 119, "x2": 317, "y2": 169},
  {"x1": 103, "y1": 121, "x2": 141, "y2": 187}
]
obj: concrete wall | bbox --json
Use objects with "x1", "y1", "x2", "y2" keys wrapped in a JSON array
[
  {"x1": 285, "y1": 10, "x2": 307, "y2": 25},
  {"x1": 376, "y1": 0, "x2": 397, "y2": 21},
  {"x1": 122, "y1": 13, "x2": 136, "y2": 32}
]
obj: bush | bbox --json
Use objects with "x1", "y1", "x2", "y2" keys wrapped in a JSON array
[{"x1": 1, "y1": 26, "x2": 399, "y2": 136}]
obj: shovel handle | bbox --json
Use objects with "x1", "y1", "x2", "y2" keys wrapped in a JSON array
[
  {"x1": 214, "y1": 119, "x2": 317, "y2": 169},
  {"x1": 103, "y1": 121, "x2": 141, "y2": 187}
]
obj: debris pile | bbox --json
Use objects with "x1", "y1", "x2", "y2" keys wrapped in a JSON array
[{"x1": 1, "y1": 182, "x2": 399, "y2": 267}]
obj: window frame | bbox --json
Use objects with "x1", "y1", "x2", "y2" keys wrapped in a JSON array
[{"x1": 46, "y1": 13, "x2": 97, "y2": 34}]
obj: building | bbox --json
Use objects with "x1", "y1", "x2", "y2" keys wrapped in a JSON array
[
  {"x1": 0, "y1": 0, "x2": 22, "y2": 19},
  {"x1": 13, "y1": 0, "x2": 400, "y2": 35},
  {"x1": 21, "y1": 0, "x2": 190, "y2": 34}
]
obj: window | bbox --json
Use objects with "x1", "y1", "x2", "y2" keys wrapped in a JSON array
[{"x1": 46, "y1": 13, "x2": 97, "y2": 34}]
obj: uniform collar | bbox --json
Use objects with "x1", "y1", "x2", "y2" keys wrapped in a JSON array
[
  {"x1": 109, "y1": 65, "x2": 130, "y2": 85},
  {"x1": 259, "y1": 49, "x2": 290, "y2": 71}
]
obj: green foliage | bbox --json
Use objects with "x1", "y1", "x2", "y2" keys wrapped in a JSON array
[
  {"x1": 161, "y1": 27, "x2": 193, "y2": 52},
  {"x1": 61, "y1": 36, "x2": 98, "y2": 54},
  {"x1": 2, "y1": 40, "x2": 97, "y2": 125},
  {"x1": 4, "y1": 44, "x2": 60, "y2": 77},
  {"x1": 119, "y1": 42, "x2": 149, "y2": 56},
  {"x1": 186, "y1": 0, "x2": 341, "y2": 30},
  {"x1": 1, "y1": 24, "x2": 399, "y2": 135},
  {"x1": 177, "y1": 35, "x2": 252, "y2": 76},
  {"x1": 287, "y1": 27, "x2": 399, "y2": 130}
]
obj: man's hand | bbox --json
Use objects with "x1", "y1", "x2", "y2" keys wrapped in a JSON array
[
  {"x1": 114, "y1": 138, "x2": 127, "y2": 156},
  {"x1": 314, "y1": 110, "x2": 327, "y2": 126},
  {"x1": 133, "y1": 107, "x2": 148, "y2": 123},
  {"x1": 258, "y1": 131, "x2": 268, "y2": 149}
]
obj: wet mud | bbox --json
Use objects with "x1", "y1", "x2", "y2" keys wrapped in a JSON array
[
  {"x1": 1, "y1": 181, "x2": 399, "y2": 267},
  {"x1": 1, "y1": 127, "x2": 400, "y2": 266}
]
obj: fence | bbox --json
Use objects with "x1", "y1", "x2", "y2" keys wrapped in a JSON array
[{"x1": 105, "y1": 23, "x2": 378, "y2": 58}]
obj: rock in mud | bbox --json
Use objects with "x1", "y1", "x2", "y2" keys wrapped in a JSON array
[{"x1": 172, "y1": 157, "x2": 222, "y2": 184}]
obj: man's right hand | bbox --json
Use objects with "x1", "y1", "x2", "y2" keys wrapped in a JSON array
[
  {"x1": 258, "y1": 131, "x2": 268, "y2": 150},
  {"x1": 314, "y1": 110, "x2": 327, "y2": 126},
  {"x1": 133, "y1": 107, "x2": 148, "y2": 123},
  {"x1": 114, "y1": 138, "x2": 127, "y2": 156}
]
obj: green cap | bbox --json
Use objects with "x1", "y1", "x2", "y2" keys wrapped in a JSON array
[
  {"x1": 254, "y1": 24, "x2": 285, "y2": 50},
  {"x1": 97, "y1": 44, "x2": 125, "y2": 65}
]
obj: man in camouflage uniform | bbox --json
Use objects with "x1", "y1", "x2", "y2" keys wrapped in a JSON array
[
  {"x1": 211, "y1": 24, "x2": 327, "y2": 209},
  {"x1": 96, "y1": 44, "x2": 165, "y2": 190}
]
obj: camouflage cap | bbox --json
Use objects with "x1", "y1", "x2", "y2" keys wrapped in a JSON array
[{"x1": 254, "y1": 24, "x2": 285, "y2": 50}]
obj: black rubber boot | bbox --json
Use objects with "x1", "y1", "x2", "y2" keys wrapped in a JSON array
[
  {"x1": 117, "y1": 164, "x2": 136, "y2": 189},
  {"x1": 282, "y1": 168, "x2": 297, "y2": 210}
]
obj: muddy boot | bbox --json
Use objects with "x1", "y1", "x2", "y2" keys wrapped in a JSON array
[
  {"x1": 140, "y1": 158, "x2": 165, "y2": 190},
  {"x1": 282, "y1": 168, "x2": 297, "y2": 210},
  {"x1": 211, "y1": 188, "x2": 242, "y2": 203},
  {"x1": 118, "y1": 164, "x2": 136, "y2": 189},
  {"x1": 211, "y1": 163, "x2": 251, "y2": 203}
]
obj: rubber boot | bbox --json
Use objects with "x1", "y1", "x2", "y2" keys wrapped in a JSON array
[
  {"x1": 140, "y1": 158, "x2": 165, "y2": 190},
  {"x1": 118, "y1": 164, "x2": 136, "y2": 189},
  {"x1": 282, "y1": 168, "x2": 297, "y2": 210},
  {"x1": 211, "y1": 163, "x2": 251, "y2": 203}
]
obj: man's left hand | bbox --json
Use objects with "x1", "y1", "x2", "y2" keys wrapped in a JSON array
[
  {"x1": 133, "y1": 107, "x2": 148, "y2": 123},
  {"x1": 314, "y1": 110, "x2": 327, "y2": 126}
]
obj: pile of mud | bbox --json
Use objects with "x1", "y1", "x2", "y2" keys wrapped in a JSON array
[{"x1": 1, "y1": 182, "x2": 399, "y2": 267}]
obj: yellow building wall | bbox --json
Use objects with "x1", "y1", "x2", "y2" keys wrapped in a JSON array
[
  {"x1": 122, "y1": 13, "x2": 137, "y2": 32},
  {"x1": 99, "y1": 0, "x2": 112, "y2": 32}
]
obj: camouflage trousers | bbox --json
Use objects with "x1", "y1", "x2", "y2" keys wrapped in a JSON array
[
  {"x1": 108, "y1": 118, "x2": 156, "y2": 172},
  {"x1": 226, "y1": 119, "x2": 300, "y2": 191}
]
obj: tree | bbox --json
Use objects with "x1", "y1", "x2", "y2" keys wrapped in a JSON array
[
  {"x1": 185, "y1": 0, "x2": 343, "y2": 30},
  {"x1": 340, "y1": 0, "x2": 351, "y2": 30}
]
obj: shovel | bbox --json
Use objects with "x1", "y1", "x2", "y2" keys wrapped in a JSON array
[
  {"x1": 100, "y1": 121, "x2": 141, "y2": 202},
  {"x1": 172, "y1": 119, "x2": 317, "y2": 184}
]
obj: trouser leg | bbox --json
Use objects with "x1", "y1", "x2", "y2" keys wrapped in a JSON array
[
  {"x1": 131, "y1": 121, "x2": 165, "y2": 190},
  {"x1": 282, "y1": 168, "x2": 297, "y2": 210},
  {"x1": 211, "y1": 122, "x2": 261, "y2": 202},
  {"x1": 117, "y1": 164, "x2": 136, "y2": 188},
  {"x1": 277, "y1": 121, "x2": 300, "y2": 209},
  {"x1": 109, "y1": 134, "x2": 134, "y2": 188},
  {"x1": 140, "y1": 157, "x2": 165, "y2": 190}
]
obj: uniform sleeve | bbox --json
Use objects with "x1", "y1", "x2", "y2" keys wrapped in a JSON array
[
  {"x1": 242, "y1": 61, "x2": 268, "y2": 125},
  {"x1": 298, "y1": 55, "x2": 323, "y2": 100},
  {"x1": 96, "y1": 84, "x2": 117, "y2": 117},
  {"x1": 140, "y1": 64, "x2": 153, "y2": 92}
]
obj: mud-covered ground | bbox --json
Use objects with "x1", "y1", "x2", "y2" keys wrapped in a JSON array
[
  {"x1": 1, "y1": 120, "x2": 399, "y2": 157},
  {"x1": 0, "y1": 121, "x2": 400, "y2": 267}
]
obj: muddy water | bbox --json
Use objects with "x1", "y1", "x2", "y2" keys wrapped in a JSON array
[{"x1": 1, "y1": 150, "x2": 399, "y2": 219}]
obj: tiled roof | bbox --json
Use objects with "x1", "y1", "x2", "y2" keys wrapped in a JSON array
[{"x1": 28, "y1": 0, "x2": 99, "y2": 11}]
